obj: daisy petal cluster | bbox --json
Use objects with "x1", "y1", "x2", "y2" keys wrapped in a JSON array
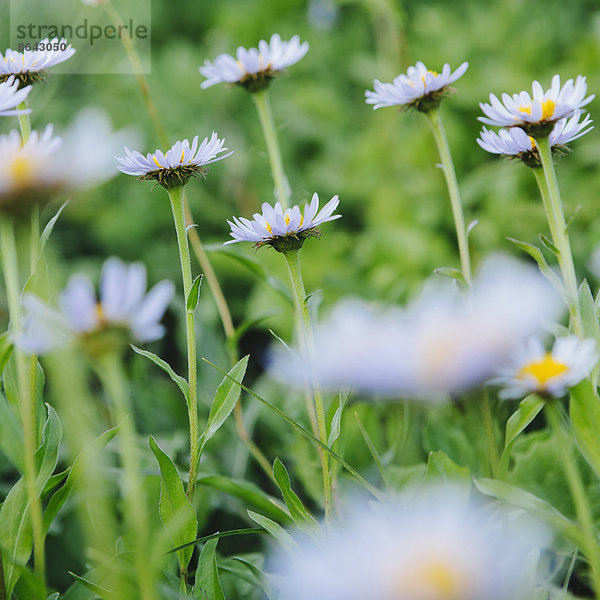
[
  {"x1": 269, "y1": 256, "x2": 563, "y2": 398},
  {"x1": 116, "y1": 133, "x2": 233, "y2": 188},
  {"x1": 0, "y1": 38, "x2": 76, "y2": 86},
  {"x1": 477, "y1": 112, "x2": 593, "y2": 167},
  {"x1": 277, "y1": 487, "x2": 547, "y2": 600},
  {"x1": 19, "y1": 257, "x2": 174, "y2": 358},
  {"x1": 365, "y1": 61, "x2": 468, "y2": 112},
  {"x1": 224, "y1": 193, "x2": 340, "y2": 251},
  {"x1": 491, "y1": 336, "x2": 597, "y2": 399},
  {"x1": 200, "y1": 34, "x2": 309, "y2": 92},
  {"x1": 0, "y1": 76, "x2": 32, "y2": 116},
  {"x1": 479, "y1": 74, "x2": 594, "y2": 137}
]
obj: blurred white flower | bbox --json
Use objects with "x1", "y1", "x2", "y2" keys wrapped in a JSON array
[
  {"x1": 0, "y1": 38, "x2": 76, "y2": 86},
  {"x1": 115, "y1": 133, "x2": 232, "y2": 188},
  {"x1": 0, "y1": 76, "x2": 32, "y2": 116},
  {"x1": 491, "y1": 336, "x2": 597, "y2": 399},
  {"x1": 270, "y1": 256, "x2": 563, "y2": 398},
  {"x1": 224, "y1": 193, "x2": 340, "y2": 250},
  {"x1": 0, "y1": 110, "x2": 136, "y2": 213},
  {"x1": 477, "y1": 112, "x2": 593, "y2": 166},
  {"x1": 19, "y1": 257, "x2": 174, "y2": 356},
  {"x1": 277, "y1": 487, "x2": 548, "y2": 600},
  {"x1": 478, "y1": 74, "x2": 594, "y2": 136},
  {"x1": 200, "y1": 34, "x2": 309, "y2": 92},
  {"x1": 365, "y1": 61, "x2": 468, "y2": 112}
]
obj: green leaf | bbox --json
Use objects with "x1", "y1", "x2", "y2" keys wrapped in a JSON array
[
  {"x1": 272, "y1": 458, "x2": 317, "y2": 528},
  {"x1": 466, "y1": 219, "x2": 479, "y2": 238},
  {"x1": 569, "y1": 380, "x2": 600, "y2": 480},
  {"x1": 433, "y1": 267, "x2": 465, "y2": 285},
  {"x1": 474, "y1": 478, "x2": 585, "y2": 550},
  {"x1": 539, "y1": 233, "x2": 560, "y2": 256},
  {"x1": 68, "y1": 572, "x2": 115, "y2": 600},
  {"x1": 199, "y1": 356, "x2": 249, "y2": 456},
  {"x1": 44, "y1": 425, "x2": 119, "y2": 535},
  {"x1": 354, "y1": 412, "x2": 390, "y2": 486},
  {"x1": 169, "y1": 528, "x2": 264, "y2": 554},
  {"x1": 228, "y1": 557, "x2": 271, "y2": 598},
  {"x1": 196, "y1": 474, "x2": 291, "y2": 524},
  {"x1": 327, "y1": 390, "x2": 348, "y2": 447},
  {"x1": 0, "y1": 389, "x2": 24, "y2": 472},
  {"x1": 425, "y1": 450, "x2": 471, "y2": 484},
  {"x1": 0, "y1": 331, "x2": 13, "y2": 376},
  {"x1": 0, "y1": 405, "x2": 62, "y2": 597},
  {"x1": 186, "y1": 274, "x2": 204, "y2": 312},
  {"x1": 506, "y1": 237, "x2": 565, "y2": 295},
  {"x1": 194, "y1": 539, "x2": 226, "y2": 600},
  {"x1": 498, "y1": 394, "x2": 545, "y2": 479},
  {"x1": 23, "y1": 257, "x2": 50, "y2": 300},
  {"x1": 39, "y1": 201, "x2": 68, "y2": 254},
  {"x1": 247, "y1": 511, "x2": 299, "y2": 554},
  {"x1": 131, "y1": 345, "x2": 189, "y2": 402},
  {"x1": 149, "y1": 435, "x2": 197, "y2": 574},
  {"x1": 579, "y1": 281, "x2": 600, "y2": 385}
]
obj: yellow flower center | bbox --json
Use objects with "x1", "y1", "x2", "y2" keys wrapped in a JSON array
[
  {"x1": 528, "y1": 136, "x2": 537, "y2": 149},
  {"x1": 152, "y1": 155, "x2": 163, "y2": 169},
  {"x1": 95, "y1": 302, "x2": 107, "y2": 325},
  {"x1": 517, "y1": 353, "x2": 568, "y2": 386},
  {"x1": 519, "y1": 104, "x2": 532, "y2": 115},
  {"x1": 394, "y1": 559, "x2": 467, "y2": 600},
  {"x1": 519, "y1": 99, "x2": 556, "y2": 121},
  {"x1": 285, "y1": 214, "x2": 290, "y2": 225},
  {"x1": 265, "y1": 222, "x2": 272, "y2": 234},
  {"x1": 9, "y1": 155, "x2": 34, "y2": 186}
]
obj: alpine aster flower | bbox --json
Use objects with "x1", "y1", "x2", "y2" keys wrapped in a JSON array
[
  {"x1": 478, "y1": 74, "x2": 594, "y2": 136},
  {"x1": 115, "y1": 133, "x2": 233, "y2": 188},
  {"x1": 269, "y1": 256, "x2": 563, "y2": 398},
  {"x1": 365, "y1": 61, "x2": 468, "y2": 112},
  {"x1": 277, "y1": 487, "x2": 547, "y2": 600},
  {"x1": 477, "y1": 112, "x2": 593, "y2": 167},
  {"x1": 0, "y1": 76, "x2": 32, "y2": 116},
  {"x1": 224, "y1": 193, "x2": 340, "y2": 251},
  {"x1": 200, "y1": 34, "x2": 309, "y2": 92},
  {"x1": 0, "y1": 38, "x2": 76, "y2": 86},
  {"x1": 19, "y1": 257, "x2": 174, "y2": 357},
  {"x1": 491, "y1": 336, "x2": 597, "y2": 399}
]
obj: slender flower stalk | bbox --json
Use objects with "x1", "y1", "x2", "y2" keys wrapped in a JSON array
[
  {"x1": 167, "y1": 186, "x2": 199, "y2": 501},
  {"x1": 282, "y1": 248, "x2": 332, "y2": 520},
  {"x1": 97, "y1": 352, "x2": 156, "y2": 600},
  {"x1": 480, "y1": 390, "x2": 499, "y2": 477},
  {"x1": 252, "y1": 89, "x2": 291, "y2": 208},
  {"x1": 0, "y1": 218, "x2": 45, "y2": 596},
  {"x1": 535, "y1": 136, "x2": 583, "y2": 337},
  {"x1": 544, "y1": 400, "x2": 600, "y2": 598},
  {"x1": 426, "y1": 106, "x2": 472, "y2": 285}
]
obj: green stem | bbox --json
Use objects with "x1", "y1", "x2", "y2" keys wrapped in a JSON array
[
  {"x1": 534, "y1": 138, "x2": 583, "y2": 338},
  {"x1": 282, "y1": 248, "x2": 332, "y2": 520},
  {"x1": 0, "y1": 219, "x2": 45, "y2": 596},
  {"x1": 167, "y1": 186, "x2": 199, "y2": 502},
  {"x1": 252, "y1": 89, "x2": 291, "y2": 209},
  {"x1": 98, "y1": 354, "x2": 155, "y2": 600},
  {"x1": 16, "y1": 100, "x2": 31, "y2": 143},
  {"x1": 426, "y1": 107, "x2": 472, "y2": 286},
  {"x1": 545, "y1": 400, "x2": 600, "y2": 598},
  {"x1": 480, "y1": 390, "x2": 499, "y2": 478}
]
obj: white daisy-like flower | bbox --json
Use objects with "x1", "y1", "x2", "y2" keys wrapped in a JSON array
[
  {"x1": 0, "y1": 111, "x2": 134, "y2": 213},
  {"x1": 0, "y1": 38, "x2": 76, "y2": 86},
  {"x1": 478, "y1": 74, "x2": 594, "y2": 136},
  {"x1": 115, "y1": 133, "x2": 233, "y2": 188},
  {"x1": 491, "y1": 336, "x2": 597, "y2": 399},
  {"x1": 199, "y1": 33, "x2": 309, "y2": 92},
  {"x1": 477, "y1": 112, "x2": 593, "y2": 166},
  {"x1": 269, "y1": 256, "x2": 563, "y2": 398},
  {"x1": 0, "y1": 76, "x2": 32, "y2": 116},
  {"x1": 365, "y1": 61, "x2": 468, "y2": 112},
  {"x1": 19, "y1": 257, "x2": 175, "y2": 357},
  {"x1": 224, "y1": 193, "x2": 340, "y2": 251},
  {"x1": 277, "y1": 487, "x2": 548, "y2": 600}
]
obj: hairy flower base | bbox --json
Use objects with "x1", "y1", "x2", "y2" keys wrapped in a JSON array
[
  {"x1": 408, "y1": 87, "x2": 455, "y2": 113},
  {"x1": 516, "y1": 120, "x2": 556, "y2": 137},
  {"x1": 0, "y1": 71, "x2": 46, "y2": 87},
  {"x1": 238, "y1": 71, "x2": 277, "y2": 93},
  {"x1": 257, "y1": 227, "x2": 321, "y2": 252},
  {"x1": 139, "y1": 164, "x2": 207, "y2": 188},
  {"x1": 508, "y1": 144, "x2": 571, "y2": 169}
]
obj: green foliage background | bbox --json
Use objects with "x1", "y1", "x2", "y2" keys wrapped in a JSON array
[{"x1": 2, "y1": 0, "x2": 600, "y2": 595}]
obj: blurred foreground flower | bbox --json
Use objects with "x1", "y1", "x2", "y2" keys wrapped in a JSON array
[
  {"x1": 224, "y1": 193, "x2": 340, "y2": 251},
  {"x1": 479, "y1": 74, "x2": 594, "y2": 136},
  {"x1": 0, "y1": 38, "x2": 76, "y2": 86},
  {"x1": 365, "y1": 61, "x2": 468, "y2": 112},
  {"x1": 19, "y1": 257, "x2": 174, "y2": 357},
  {"x1": 115, "y1": 133, "x2": 232, "y2": 188},
  {"x1": 477, "y1": 111, "x2": 593, "y2": 167},
  {"x1": 0, "y1": 76, "x2": 32, "y2": 116},
  {"x1": 277, "y1": 487, "x2": 548, "y2": 600},
  {"x1": 270, "y1": 256, "x2": 563, "y2": 398},
  {"x1": 0, "y1": 109, "x2": 135, "y2": 215},
  {"x1": 491, "y1": 336, "x2": 597, "y2": 399},
  {"x1": 200, "y1": 34, "x2": 309, "y2": 92}
]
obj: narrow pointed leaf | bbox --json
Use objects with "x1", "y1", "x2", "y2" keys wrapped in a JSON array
[
  {"x1": 131, "y1": 345, "x2": 189, "y2": 401},
  {"x1": 570, "y1": 380, "x2": 600, "y2": 480},
  {"x1": 194, "y1": 539, "x2": 226, "y2": 600},
  {"x1": 186, "y1": 274, "x2": 203, "y2": 312},
  {"x1": 247, "y1": 511, "x2": 299, "y2": 554},
  {"x1": 272, "y1": 458, "x2": 317, "y2": 528}
]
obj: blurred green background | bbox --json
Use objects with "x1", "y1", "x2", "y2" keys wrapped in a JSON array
[{"x1": 1, "y1": 0, "x2": 600, "y2": 593}]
